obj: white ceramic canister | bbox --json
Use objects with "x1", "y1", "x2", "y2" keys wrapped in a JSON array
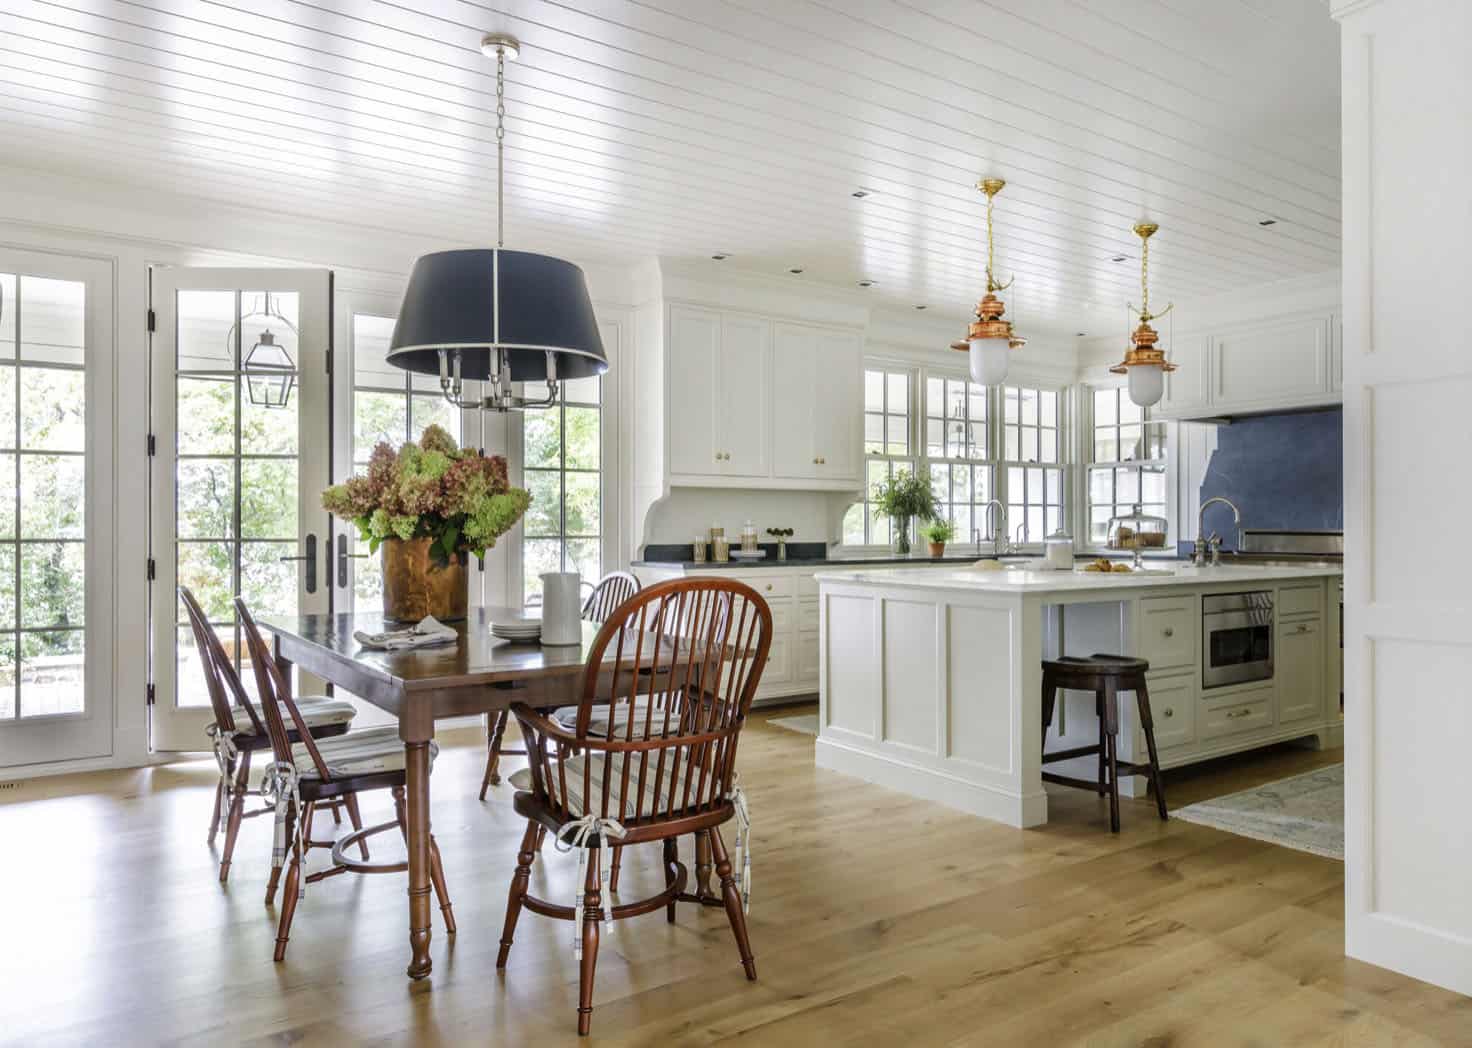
[{"x1": 540, "y1": 571, "x2": 584, "y2": 646}]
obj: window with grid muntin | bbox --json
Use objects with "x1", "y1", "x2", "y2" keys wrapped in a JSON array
[
  {"x1": 521, "y1": 376, "x2": 602, "y2": 606},
  {"x1": 845, "y1": 366, "x2": 918, "y2": 545},
  {"x1": 1086, "y1": 387, "x2": 1167, "y2": 546}
]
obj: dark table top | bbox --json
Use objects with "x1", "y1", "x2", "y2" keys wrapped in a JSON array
[{"x1": 262, "y1": 606, "x2": 610, "y2": 693}]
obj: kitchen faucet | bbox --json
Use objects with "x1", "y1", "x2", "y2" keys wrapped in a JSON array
[
  {"x1": 977, "y1": 499, "x2": 1010, "y2": 556},
  {"x1": 1194, "y1": 496, "x2": 1243, "y2": 566}
]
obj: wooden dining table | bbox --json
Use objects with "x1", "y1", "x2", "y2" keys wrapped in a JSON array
[{"x1": 260, "y1": 605, "x2": 717, "y2": 981}]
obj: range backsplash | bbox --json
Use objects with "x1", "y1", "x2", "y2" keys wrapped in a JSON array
[{"x1": 1193, "y1": 407, "x2": 1343, "y2": 552}]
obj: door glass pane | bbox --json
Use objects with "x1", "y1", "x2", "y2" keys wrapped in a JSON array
[
  {"x1": 20, "y1": 629, "x2": 83, "y2": 717},
  {"x1": 355, "y1": 391, "x2": 407, "y2": 461},
  {"x1": 173, "y1": 288, "x2": 301, "y2": 707},
  {"x1": 0, "y1": 275, "x2": 88, "y2": 719}
]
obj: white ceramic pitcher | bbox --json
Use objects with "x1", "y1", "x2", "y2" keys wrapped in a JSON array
[{"x1": 539, "y1": 571, "x2": 583, "y2": 646}]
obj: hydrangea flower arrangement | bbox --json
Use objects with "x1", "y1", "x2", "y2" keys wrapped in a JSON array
[{"x1": 322, "y1": 424, "x2": 531, "y2": 565}]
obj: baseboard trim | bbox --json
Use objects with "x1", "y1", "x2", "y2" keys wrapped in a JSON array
[{"x1": 815, "y1": 735, "x2": 1048, "y2": 828}]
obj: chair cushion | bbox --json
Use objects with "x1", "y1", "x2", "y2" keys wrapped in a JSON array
[
  {"x1": 291, "y1": 725, "x2": 439, "y2": 779},
  {"x1": 210, "y1": 695, "x2": 357, "y2": 737},
  {"x1": 551, "y1": 697, "x2": 677, "y2": 739},
  {"x1": 510, "y1": 751, "x2": 705, "y2": 821}
]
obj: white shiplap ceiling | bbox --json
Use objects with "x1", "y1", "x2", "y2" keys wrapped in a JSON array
[{"x1": 0, "y1": 0, "x2": 1341, "y2": 334}]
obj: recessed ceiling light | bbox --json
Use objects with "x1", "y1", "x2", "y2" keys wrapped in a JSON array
[
  {"x1": 852, "y1": 189, "x2": 872, "y2": 198},
  {"x1": 1111, "y1": 255, "x2": 1128, "y2": 262},
  {"x1": 1258, "y1": 218, "x2": 1278, "y2": 227},
  {"x1": 857, "y1": 279, "x2": 874, "y2": 288},
  {"x1": 1076, "y1": 332, "x2": 1087, "y2": 337},
  {"x1": 710, "y1": 253, "x2": 729, "y2": 260},
  {"x1": 914, "y1": 304, "x2": 928, "y2": 311},
  {"x1": 788, "y1": 267, "x2": 804, "y2": 274}
]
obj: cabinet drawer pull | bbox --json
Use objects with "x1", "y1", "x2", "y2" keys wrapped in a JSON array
[
  {"x1": 1162, "y1": 626, "x2": 1174, "y2": 637},
  {"x1": 1226, "y1": 708, "x2": 1253, "y2": 719},
  {"x1": 1294, "y1": 623, "x2": 1310, "y2": 633}
]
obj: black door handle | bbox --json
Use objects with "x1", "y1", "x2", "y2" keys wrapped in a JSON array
[
  {"x1": 336, "y1": 533, "x2": 369, "y2": 589},
  {"x1": 279, "y1": 533, "x2": 317, "y2": 593}
]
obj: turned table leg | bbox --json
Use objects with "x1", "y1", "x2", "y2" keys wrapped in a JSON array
[{"x1": 404, "y1": 740, "x2": 434, "y2": 979}]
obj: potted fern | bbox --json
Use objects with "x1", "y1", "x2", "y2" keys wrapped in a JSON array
[
  {"x1": 924, "y1": 518, "x2": 956, "y2": 558},
  {"x1": 872, "y1": 470, "x2": 938, "y2": 556}
]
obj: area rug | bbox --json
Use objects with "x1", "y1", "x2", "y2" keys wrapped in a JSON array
[
  {"x1": 768, "y1": 713, "x2": 818, "y2": 737},
  {"x1": 1172, "y1": 763, "x2": 1344, "y2": 860}
]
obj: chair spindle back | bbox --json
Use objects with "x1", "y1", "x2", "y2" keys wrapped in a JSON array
[
  {"x1": 581, "y1": 570, "x2": 641, "y2": 624},
  {"x1": 179, "y1": 585, "x2": 265, "y2": 737},
  {"x1": 520, "y1": 577, "x2": 772, "y2": 828},
  {"x1": 234, "y1": 597, "x2": 334, "y2": 782}
]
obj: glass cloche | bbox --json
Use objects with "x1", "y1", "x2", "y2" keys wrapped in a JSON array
[{"x1": 1106, "y1": 503, "x2": 1169, "y2": 568}]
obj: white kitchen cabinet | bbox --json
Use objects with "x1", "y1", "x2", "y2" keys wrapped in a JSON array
[
  {"x1": 1276, "y1": 618, "x2": 1325, "y2": 724},
  {"x1": 666, "y1": 305, "x2": 771, "y2": 482},
  {"x1": 1212, "y1": 312, "x2": 1334, "y2": 410},
  {"x1": 1152, "y1": 311, "x2": 1341, "y2": 420},
  {"x1": 771, "y1": 322, "x2": 862, "y2": 486},
  {"x1": 667, "y1": 304, "x2": 721, "y2": 477},
  {"x1": 665, "y1": 303, "x2": 860, "y2": 490}
]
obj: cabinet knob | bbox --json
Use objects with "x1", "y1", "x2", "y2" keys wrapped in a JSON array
[
  {"x1": 812, "y1": 457, "x2": 819, "y2": 464},
  {"x1": 1163, "y1": 707, "x2": 1174, "y2": 718},
  {"x1": 1163, "y1": 627, "x2": 1174, "y2": 638},
  {"x1": 764, "y1": 583, "x2": 772, "y2": 592}
]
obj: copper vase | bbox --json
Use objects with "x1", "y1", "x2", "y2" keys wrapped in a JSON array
[{"x1": 381, "y1": 537, "x2": 469, "y2": 622}]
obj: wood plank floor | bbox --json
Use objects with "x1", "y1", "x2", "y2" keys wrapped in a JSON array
[{"x1": 2, "y1": 707, "x2": 1468, "y2": 1047}]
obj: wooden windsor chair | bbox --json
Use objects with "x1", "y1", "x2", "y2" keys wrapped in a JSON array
[
  {"x1": 234, "y1": 596, "x2": 456, "y2": 962},
  {"x1": 479, "y1": 570, "x2": 642, "y2": 800},
  {"x1": 179, "y1": 586, "x2": 359, "y2": 884},
  {"x1": 500, "y1": 576, "x2": 772, "y2": 1036}
]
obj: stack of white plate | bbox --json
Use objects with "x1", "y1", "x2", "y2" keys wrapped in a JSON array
[{"x1": 491, "y1": 617, "x2": 542, "y2": 643}]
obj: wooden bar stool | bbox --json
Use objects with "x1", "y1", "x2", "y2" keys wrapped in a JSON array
[{"x1": 1041, "y1": 654, "x2": 1169, "y2": 833}]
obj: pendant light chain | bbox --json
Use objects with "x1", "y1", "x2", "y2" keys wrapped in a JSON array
[
  {"x1": 985, "y1": 190, "x2": 996, "y2": 291},
  {"x1": 496, "y1": 45, "x2": 506, "y2": 249},
  {"x1": 1140, "y1": 232, "x2": 1150, "y2": 318}
]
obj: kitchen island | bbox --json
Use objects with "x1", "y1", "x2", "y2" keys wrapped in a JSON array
[{"x1": 815, "y1": 563, "x2": 1343, "y2": 828}]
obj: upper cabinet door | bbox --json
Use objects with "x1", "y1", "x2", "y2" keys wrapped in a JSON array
[
  {"x1": 771, "y1": 323, "x2": 820, "y2": 480},
  {"x1": 716, "y1": 314, "x2": 772, "y2": 478},
  {"x1": 814, "y1": 329, "x2": 863, "y2": 482},
  {"x1": 1212, "y1": 313, "x2": 1332, "y2": 408},
  {"x1": 667, "y1": 304, "x2": 723, "y2": 478}
]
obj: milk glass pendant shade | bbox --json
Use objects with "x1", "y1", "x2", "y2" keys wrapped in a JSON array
[
  {"x1": 951, "y1": 179, "x2": 1024, "y2": 383},
  {"x1": 387, "y1": 34, "x2": 607, "y2": 412},
  {"x1": 1110, "y1": 222, "x2": 1177, "y2": 407},
  {"x1": 1126, "y1": 361, "x2": 1165, "y2": 408},
  {"x1": 969, "y1": 336, "x2": 1012, "y2": 386}
]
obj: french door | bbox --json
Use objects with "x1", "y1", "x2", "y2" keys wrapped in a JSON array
[
  {"x1": 0, "y1": 248, "x2": 115, "y2": 768},
  {"x1": 149, "y1": 268, "x2": 331, "y2": 751}
]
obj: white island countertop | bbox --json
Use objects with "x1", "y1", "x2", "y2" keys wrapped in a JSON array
[{"x1": 815, "y1": 561, "x2": 1342, "y2": 595}]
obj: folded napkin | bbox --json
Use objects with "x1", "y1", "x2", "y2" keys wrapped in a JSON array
[{"x1": 354, "y1": 616, "x2": 458, "y2": 651}]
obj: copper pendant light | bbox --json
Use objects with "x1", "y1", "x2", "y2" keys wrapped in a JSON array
[
  {"x1": 950, "y1": 179, "x2": 1025, "y2": 385},
  {"x1": 1109, "y1": 222, "x2": 1177, "y2": 407}
]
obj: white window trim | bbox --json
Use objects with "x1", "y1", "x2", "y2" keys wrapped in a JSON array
[{"x1": 1075, "y1": 379, "x2": 1176, "y2": 555}]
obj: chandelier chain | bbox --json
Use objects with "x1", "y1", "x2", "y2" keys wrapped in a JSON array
[{"x1": 496, "y1": 46, "x2": 506, "y2": 248}]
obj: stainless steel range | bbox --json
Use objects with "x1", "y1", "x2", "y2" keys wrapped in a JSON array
[{"x1": 1202, "y1": 590, "x2": 1275, "y2": 689}]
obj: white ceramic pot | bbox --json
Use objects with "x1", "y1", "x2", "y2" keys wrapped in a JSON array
[{"x1": 540, "y1": 571, "x2": 583, "y2": 646}]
